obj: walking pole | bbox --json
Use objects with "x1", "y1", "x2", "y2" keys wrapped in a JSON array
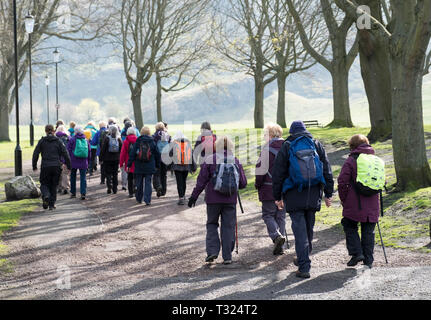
[
  {"x1": 379, "y1": 191, "x2": 388, "y2": 264},
  {"x1": 235, "y1": 193, "x2": 244, "y2": 255}
]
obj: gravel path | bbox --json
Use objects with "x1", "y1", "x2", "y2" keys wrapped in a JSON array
[{"x1": 1, "y1": 168, "x2": 431, "y2": 300}]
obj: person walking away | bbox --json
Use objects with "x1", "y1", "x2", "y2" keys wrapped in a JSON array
[
  {"x1": 119, "y1": 120, "x2": 133, "y2": 191},
  {"x1": 33, "y1": 125, "x2": 71, "y2": 210},
  {"x1": 55, "y1": 120, "x2": 64, "y2": 131},
  {"x1": 194, "y1": 121, "x2": 217, "y2": 164},
  {"x1": 100, "y1": 125, "x2": 123, "y2": 194},
  {"x1": 67, "y1": 126, "x2": 91, "y2": 200},
  {"x1": 55, "y1": 125, "x2": 71, "y2": 195},
  {"x1": 170, "y1": 131, "x2": 197, "y2": 205},
  {"x1": 188, "y1": 136, "x2": 247, "y2": 265},
  {"x1": 272, "y1": 121, "x2": 334, "y2": 279},
  {"x1": 255, "y1": 123, "x2": 288, "y2": 255},
  {"x1": 153, "y1": 122, "x2": 171, "y2": 197},
  {"x1": 90, "y1": 121, "x2": 108, "y2": 184},
  {"x1": 68, "y1": 121, "x2": 76, "y2": 137},
  {"x1": 120, "y1": 127, "x2": 138, "y2": 198},
  {"x1": 338, "y1": 134, "x2": 382, "y2": 268},
  {"x1": 128, "y1": 126, "x2": 160, "y2": 205},
  {"x1": 84, "y1": 121, "x2": 98, "y2": 175}
]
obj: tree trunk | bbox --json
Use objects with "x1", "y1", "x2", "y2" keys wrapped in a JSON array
[
  {"x1": 391, "y1": 61, "x2": 431, "y2": 190},
  {"x1": 276, "y1": 74, "x2": 287, "y2": 128},
  {"x1": 131, "y1": 87, "x2": 144, "y2": 130},
  {"x1": 254, "y1": 65, "x2": 265, "y2": 129},
  {"x1": 0, "y1": 86, "x2": 11, "y2": 142},
  {"x1": 156, "y1": 72, "x2": 162, "y2": 123},
  {"x1": 328, "y1": 63, "x2": 353, "y2": 127}
]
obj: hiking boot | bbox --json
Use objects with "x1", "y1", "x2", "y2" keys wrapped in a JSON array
[
  {"x1": 122, "y1": 187, "x2": 127, "y2": 191},
  {"x1": 63, "y1": 190, "x2": 68, "y2": 195},
  {"x1": 295, "y1": 270, "x2": 310, "y2": 279},
  {"x1": 157, "y1": 189, "x2": 162, "y2": 198},
  {"x1": 70, "y1": 194, "x2": 76, "y2": 199},
  {"x1": 49, "y1": 206, "x2": 56, "y2": 211},
  {"x1": 205, "y1": 255, "x2": 218, "y2": 263},
  {"x1": 178, "y1": 198, "x2": 185, "y2": 205},
  {"x1": 273, "y1": 235, "x2": 286, "y2": 255},
  {"x1": 81, "y1": 195, "x2": 86, "y2": 200},
  {"x1": 223, "y1": 260, "x2": 232, "y2": 265},
  {"x1": 100, "y1": 181, "x2": 105, "y2": 185},
  {"x1": 145, "y1": 203, "x2": 151, "y2": 206},
  {"x1": 42, "y1": 198, "x2": 49, "y2": 210},
  {"x1": 128, "y1": 194, "x2": 134, "y2": 198},
  {"x1": 347, "y1": 255, "x2": 365, "y2": 267},
  {"x1": 107, "y1": 189, "x2": 112, "y2": 194}
]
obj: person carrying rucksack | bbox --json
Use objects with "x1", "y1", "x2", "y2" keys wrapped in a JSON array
[
  {"x1": 255, "y1": 123, "x2": 288, "y2": 255},
  {"x1": 120, "y1": 127, "x2": 138, "y2": 198},
  {"x1": 33, "y1": 124, "x2": 71, "y2": 210},
  {"x1": 84, "y1": 121, "x2": 98, "y2": 176},
  {"x1": 194, "y1": 122, "x2": 217, "y2": 164},
  {"x1": 170, "y1": 131, "x2": 197, "y2": 205},
  {"x1": 100, "y1": 125, "x2": 123, "y2": 195},
  {"x1": 338, "y1": 134, "x2": 383, "y2": 269},
  {"x1": 152, "y1": 122, "x2": 171, "y2": 197},
  {"x1": 127, "y1": 126, "x2": 161, "y2": 205},
  {"x1": 90, "y1": 121, "x2": 108, "y2": 184},
  {"x1": 272, "y1": 121, "x2": 334, "y2": 279},
  {"x1": 188, "y1": 136, "x2": 247, "y2": 265},
  {"x1": 68, "y1": 121, "x2": 76, "y2": 137},
  {"x1": 67, "y1": 126, "x2": 91, "y2": 200},
  {"x1": 55, "y1": 125, "x2": 71, "y2": 195}
]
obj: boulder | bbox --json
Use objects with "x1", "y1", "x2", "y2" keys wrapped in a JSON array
[{"x1": 5, "y1": 176, "x2": 40, "y2": 201}]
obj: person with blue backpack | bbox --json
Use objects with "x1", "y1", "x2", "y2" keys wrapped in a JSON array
[
  {"x1": 188, "y1": 136, "x2": 247, "y2": 265},
  {"x1": 67, "y1": 126, "x2": 91, "y2": 200},
  {"x1": 100, "y1": 125, "x2": 123, "y2": 195},
  {"x1": 128, "y1": 126, "x2": 161, "y2": 205},
  {"x1": 255, "y1": 123, "x2": 288, "y2": 255},
  {"x1": 84, "y1": 121, "x2": 98, "y2": 176},
  {"x1": 272, "y1": 121, "x2": 334, "y2": 279},
  {"x1": 152, "y1": 122, "x2": 171, "y2": 197}
]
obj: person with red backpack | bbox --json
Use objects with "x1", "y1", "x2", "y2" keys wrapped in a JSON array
[
  {"x1": 100, "y1": 125, "x2": 123, "y2": 195},
  {"x1": 127, "y1": 126, "x2": 161, "y2": 205},
  {"x1": 169, "y1": 131, "x2": 197, "y2": 205},
  {"x1": 120, "y1": 127, "x2": 138, "y2": 198},
  {"x1": 272, "y1": 121, "x2": 334, "y2": 279},
  {"x1": 194, "y1": 122, "x2": 217, "y2": 164},
  {"x1": 255, "y1": 123, "x2": 288, "y2": 255}
]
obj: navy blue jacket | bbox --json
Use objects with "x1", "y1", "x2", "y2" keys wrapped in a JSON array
[
  {"x1": 127, "y1": 135, "x2": 161, "y2": 175},
  {"x1": 272, "y1": 131, "x2": 334, "y2": 213}
]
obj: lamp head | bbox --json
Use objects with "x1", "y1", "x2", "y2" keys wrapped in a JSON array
[{"x1": 25, "y1": 14, "x2": 35, "y2": 34}]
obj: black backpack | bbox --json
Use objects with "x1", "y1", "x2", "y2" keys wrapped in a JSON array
[{"x1": 137, "y1": 141, "x2": 151, "y2": 162}]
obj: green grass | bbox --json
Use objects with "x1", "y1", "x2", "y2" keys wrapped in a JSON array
[{"x1": 0, "y1": 198, "x2": 39, "y2": 273}]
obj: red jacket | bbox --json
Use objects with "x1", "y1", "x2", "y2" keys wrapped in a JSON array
[
  {"x1": 337, "y1": 144, "x2": 380, "y2": 223},
  {"x1": 120, "y1": 134, "x2": 137, "y2": 173}
]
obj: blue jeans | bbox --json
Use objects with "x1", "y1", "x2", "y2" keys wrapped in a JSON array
[
  {"x1": 289, "y1": 210, "x2": 316, "y2": 273},
  {"x1": 135, "y1": 174, "x2": 152, "y2": 204},
  {"x1": 70, "y1": 168, "x2": 87, "y2": 196}
]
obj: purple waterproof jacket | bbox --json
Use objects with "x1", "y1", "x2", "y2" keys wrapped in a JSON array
[
  {"x1": 67, "y1": 133, "x2": 91, "y2": 170},
  {"x1": 191, "y1": 151, "x2": 247, "y2": 204},
  {"x1": 337, "y1": 144, "x2": 380, "y2": 223},
  {"x1": 255, "y1": 138, "x2": 284, "y2": 201}
]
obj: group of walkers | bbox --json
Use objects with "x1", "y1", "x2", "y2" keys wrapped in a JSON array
[{"x1": 32, "y1": 118, "x2": 384, "y2": 278}]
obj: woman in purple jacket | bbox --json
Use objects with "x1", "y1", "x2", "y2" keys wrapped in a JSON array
[
  {"x1": 255, "y1": 124, "x2": 288, "y2": 255},
  {"x1": 67, "y1": 126, "x2": 91, "y2": 200},
  {"x1": 338, "y1": 134, "x2": 380, "y2": 268},
  {"x1": 188, "y1": 136, "x2": 247, "y2": 265}
]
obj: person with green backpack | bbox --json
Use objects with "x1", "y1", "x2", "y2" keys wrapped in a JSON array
[
  {"x1": 338, "y1": 134, "x2": 384, "y2": 269},
  {"x1": 67, "y1": 126, "x2": 91, "y2": 200}
]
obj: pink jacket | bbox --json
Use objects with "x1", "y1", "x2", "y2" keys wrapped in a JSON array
[{"x1": 120, "y1": 134, "x2": 137, "y2": 173}]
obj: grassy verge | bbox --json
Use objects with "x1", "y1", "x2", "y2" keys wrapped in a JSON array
[{"x1": 0, "y1": 198, "x2": 39, "y2": 273}]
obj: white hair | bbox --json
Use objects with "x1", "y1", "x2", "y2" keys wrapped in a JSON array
[
  {"x1": 127, "y1": 127, "x2": 136, "y2": 136},
  {"x1": 74, "y1": 126, "x2": 84, "y2": 135},
  {"x1": 56, "y1": 125, "x2": 67, "y2": 134}
]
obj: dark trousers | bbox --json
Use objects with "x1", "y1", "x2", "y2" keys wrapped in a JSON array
[
  {"x1": 100, "y1": 161, "x2": 106, "y2": 183},
  {"x1": 127, "y1": 172, "x2": 135, "y2": 196},
  {"x1": 289, "y1": 210, "x2": 316, "y2": 273},
  {"x1": 262, "y1": 200, "x2": 286, "y2": 241},
  {"x1": 342, "y1": 217, "x2": 376, "y2": 265},
  {"x1": 206, "y1": 203, "x2": 237, "y2": 261},
  {"x1": 89, "y1": 149, "x2": 97, "y2": 173},
  {"x1": 153, "y1": 163, "x2": 168, "y2": 194},
  {"x1": 135, "y1": 173, "x2": 152, "y2": 204},
  {"x1": 71, "y1": 168, "x2": 87, "y2": 196},
  {"x1": 105, "y1": 160, "x2": 119, "y2": 193},
  {"x1": 40, "y1": 166, "x2": 62, "y2": 207},
  {"x1": 174, "y1": 170, "x2": 189, "y2": 198}
]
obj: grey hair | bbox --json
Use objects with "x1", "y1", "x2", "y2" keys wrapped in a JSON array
[
  {"x1": 127, "y1": 127, "x2": 136, "y2": 136},
  {"x1": 74, "y1": 126, "x2": 84, "y2": 135},
  {"x1": 108, "y1": 125, "x2": 120, "y2": 139},
  {"x1": 56, "y1": 125, "x2": 67, "y2": 134}
]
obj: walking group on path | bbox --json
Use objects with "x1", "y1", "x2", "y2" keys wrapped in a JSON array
[{"x1": 32, "y1": 118, "x2": 386, "y2": 279}]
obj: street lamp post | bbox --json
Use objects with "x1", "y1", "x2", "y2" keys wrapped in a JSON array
[
  {"x1": 25, "y1": 13, "x2": 35, "y2": 146},
  {"x1": 13, "y1": 0, "x2": 22, "y2": 176},
  {"x1": 45, "y1": 75, "x2": 50, "y2": 124},
  {"x1": 53, "y1": 48, "x2": 60, "y2": 121}
]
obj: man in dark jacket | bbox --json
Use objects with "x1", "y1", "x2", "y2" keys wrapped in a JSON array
[
  {"x1": 272, "y1": 121, "x2": 334, "y2": 279},
  {"x1": 33, "y1": 124, "x2": 71, "y2": 210},
  {"x1": 128, "y1": 127, "x2": 161, "y2": 205}
]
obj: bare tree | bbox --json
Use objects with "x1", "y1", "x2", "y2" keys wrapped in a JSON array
[
  {"x1": 287, "y1": 0, "x2": 359, "y2": 128},
  {"x1": 211, "y1": 0, "x2": 276, "y2": 129},
  {"x1": 262, "y1": 0, "x2": 328, "y2": 128},
  {"x1": 0, "y1": 0, "x2": 113, "y2": 141}
]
